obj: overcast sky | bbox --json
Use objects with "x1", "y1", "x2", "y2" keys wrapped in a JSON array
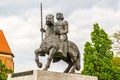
[{"x1": 0, "y1": 0, "x2": 120, "y2": 73}]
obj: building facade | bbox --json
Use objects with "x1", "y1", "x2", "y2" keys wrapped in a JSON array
[{"x1": 0, "y1": 30, "x2": 14, "y2": 71}]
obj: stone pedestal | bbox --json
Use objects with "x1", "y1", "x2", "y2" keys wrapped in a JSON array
[{"x1": 8, "y1": 70, "x2": 98, "y2": 80}]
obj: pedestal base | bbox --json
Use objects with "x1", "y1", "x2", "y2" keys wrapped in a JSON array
[{"x1": 8, "y1": 70, "x2": 98, "y2": 80}]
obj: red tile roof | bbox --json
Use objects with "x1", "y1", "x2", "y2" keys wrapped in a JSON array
[{"x1": 0, "y1": 30, "x2": 13, "y2": 55}]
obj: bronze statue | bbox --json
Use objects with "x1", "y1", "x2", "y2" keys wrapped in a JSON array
[
  {"x1": 55, "y1": 13, "x2": 68, "y2": 57},
  {"x1": 34, "y1": 13, "x2": 80, "y2": 73}
]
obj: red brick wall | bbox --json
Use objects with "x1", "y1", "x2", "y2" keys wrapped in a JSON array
[{"x1": 0, "y1": 55, "x2": 14, "y2": 71}]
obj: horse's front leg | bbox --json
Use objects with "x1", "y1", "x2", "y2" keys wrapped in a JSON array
[
  {"x1": 43, "y1": 48, "x2": 56, "y2": 70},
  {"x1": 34, "y1": 48, "x2": 43, "y2": 68}
]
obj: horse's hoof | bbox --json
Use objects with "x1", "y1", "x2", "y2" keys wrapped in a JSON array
[
  {"x1": 43, "y1": 69, "x2": 47, "y2": 71},
  {"x1": 63, "y1": 70, "x2": 69, "y2": 73},
  {"x1": 43, "y1": 65, "x2": 49, "y2": 71},
  {"x1": 63, "y1": 71, "x2": 68, "y2": 73},
  {"x1": 38, "y1": 62, "x2": 42, "y2": 68},
  {"x1": 70, "y1": 70, "x2": 75, "y2": 73},
  {"x1": 43, "y1": 68, "x2": 47, "y2": 71}
]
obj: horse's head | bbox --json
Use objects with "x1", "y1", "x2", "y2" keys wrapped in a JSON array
[{"x1": 46, "y1": 14, "x2": 54, "y2": 26}]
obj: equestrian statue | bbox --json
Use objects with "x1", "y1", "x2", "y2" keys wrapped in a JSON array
[{"x1": 34, "y1": 13, "x2": 81, "y2": 73}]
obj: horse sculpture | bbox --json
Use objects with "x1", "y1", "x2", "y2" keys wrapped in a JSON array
[{"x1": 34, "y1": 14, "x2": 80, "y2": 73}]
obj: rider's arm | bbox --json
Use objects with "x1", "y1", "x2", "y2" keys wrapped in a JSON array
[
  {"x1": 40, "y1": 28, "x2": 46, "y2": 33},
  {"x1": 54, "y1": 23, "x2": 60, "y2": 35},
  {"x1": 60, "y1": 21, "x2": 68, "y2": 34}
]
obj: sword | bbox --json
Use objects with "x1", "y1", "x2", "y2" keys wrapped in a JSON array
[{"x1": 40, "y1": 3, "x2": 43, "y2": 41}]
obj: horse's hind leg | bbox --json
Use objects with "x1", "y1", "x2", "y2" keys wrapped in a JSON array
[
  {"x1": 63, "y1": 59, "x2": 73, "y2": 73},
  {"x1": 34, "y1": 48, "x2": 43, "y2": 68},
  {"x1": 70, "y1": 57, "x2": 77, "y2": 73},
  {"x1": 43, "y1": 48, "x2": 56, "y2": 70},
  {"x1": 64, "y1": 63, "x2": 72, "y2": 73}
]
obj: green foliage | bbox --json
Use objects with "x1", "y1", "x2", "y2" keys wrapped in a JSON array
[
  {"x1": 82, "y1": 23, "x2": 120, "y2": 80},
  {"x1": 111, "y1": 30, "x2": 120, "y2": 56},
  {"x1": 0, "y1": 59, "x2": 13, "y2": 80},
  {"x1": 113, "y1": 57, "x2": 120, "y2": 68}
]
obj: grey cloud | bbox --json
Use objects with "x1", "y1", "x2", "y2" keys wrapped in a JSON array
[
  {"x1": 0, "y1": 0, "x2": 40, "y2": 16},
  {"x1": 95, "y1": 0, "x2": 120, "y2": 11},
  {"x1": 43, "y1": 0, "x2": 100, "y2": 17},
  {"x1": 1, "y1": 0, "x2": 120, "y2": 16}
]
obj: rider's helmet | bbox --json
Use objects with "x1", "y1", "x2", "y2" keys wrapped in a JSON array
[
  {"x1": 46, "y1": 14, "x2": 54, "y2": 25},
  {"x1": 56, "y1": 13, "x2": 64, "y2": 20}
]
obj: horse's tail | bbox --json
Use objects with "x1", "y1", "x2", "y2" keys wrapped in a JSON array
[{"x1": 76, "y1": 50, "x2": 80, "y2": 71}]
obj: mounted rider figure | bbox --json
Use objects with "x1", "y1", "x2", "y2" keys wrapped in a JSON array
[
  {"x1": 55, "y1": 13, "x2": 68, "y2": 57},
  {"x1": 40, "y1": 14, "x2": 57, "y2": 53}
]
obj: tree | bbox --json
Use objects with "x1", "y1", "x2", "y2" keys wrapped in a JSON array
[
  {"x1": 82, "y1": 23, "x2": 120, "y2": 80},
  {"x1": 113, "y1": 57, "x2": 120, "y2": 68},
  {"x1": 111, "y1": 30, "x2": 120, "y2": 56},
  {"x1": 0, "y1": 59, "x2": 13, "y2": 80}
]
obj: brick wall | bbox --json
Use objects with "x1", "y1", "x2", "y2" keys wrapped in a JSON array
[{"x1": 0, "y1": 54, "x2": 14, "y2": 71}]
